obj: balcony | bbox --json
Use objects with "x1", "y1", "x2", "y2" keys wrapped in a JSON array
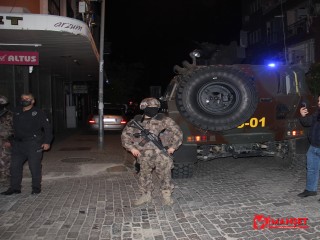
[
  {"x1": 262, "y1": 0, "x2": 288, "y2": 15},
  {"x1": 286, "y1": 18, "x2": 309, "y2": 38},
  {"x1": 267, "y1": 18, "x2": 310, "y2": 46}
]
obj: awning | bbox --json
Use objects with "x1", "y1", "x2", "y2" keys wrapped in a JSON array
[{"x1": 0, "y1": 13, "x2": 99, "y2": 82}]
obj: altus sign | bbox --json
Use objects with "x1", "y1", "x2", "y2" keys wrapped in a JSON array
[{"x1": 0, "y1": 51, "x2": 39, "y2": 65}]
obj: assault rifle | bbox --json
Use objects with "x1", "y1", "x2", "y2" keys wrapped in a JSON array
[
  {"x1": 130, "y1": 119, "x2": 173, "y2": 160},
  {"x1": 0, "y1": 109, "x2": 8, "y2": 117}
]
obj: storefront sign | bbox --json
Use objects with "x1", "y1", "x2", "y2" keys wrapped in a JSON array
[
  {"x1": 0, "y1": 51, "x2": 39, "y2": 65},
  {"x1": 0, "y1": 14, "x2": 89, "y2": 36}
]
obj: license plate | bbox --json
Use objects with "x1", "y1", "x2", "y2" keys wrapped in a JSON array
[{"x1": 104, "y1": 118, "x2": 116, "y2": 123}]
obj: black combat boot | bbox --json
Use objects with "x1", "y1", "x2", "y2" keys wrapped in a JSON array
[
  {"x1": 1, "y1": 188, "x2": 21, "y2": 195},
  {"x1": 297, "y1": 190, "x2": 317, "y2": 197}
]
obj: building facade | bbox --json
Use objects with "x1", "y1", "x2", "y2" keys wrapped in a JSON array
[
  {"x1": 241, "y1": 0, "x2": 320, "y2": 66},
  {"x1": 0, "y1": 0, "x2": 101, "y2": 133}
]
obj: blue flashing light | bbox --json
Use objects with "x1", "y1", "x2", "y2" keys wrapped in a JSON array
[{"x1": 268, "y1": 63, "x2": 276, "y2": 67}]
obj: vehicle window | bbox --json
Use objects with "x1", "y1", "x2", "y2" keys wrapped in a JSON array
[
  {"x1": 285, "y1": 74, "x2": 294, "y2": 94},
  {"x1": 294, "y1": 69, "x2": 309, "y2": 94},
  {"x1": 278, "y1": 68, "x2": 309, "y2": 95},
  {"x1": 278, "y1": 71, "x2": 298, "y2": 95},
  {"x1": 103, "y1": 109, "x2": 123, "y2": 115},
  {"x1": 277, "y1": 72, "x2": 286, "y2": 94}
]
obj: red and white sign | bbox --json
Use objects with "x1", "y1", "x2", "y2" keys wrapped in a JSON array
[
  {"x1": 0, "y1": 51, "x2": 39, "y2": 65},
  {"x1": 253, "y1": 214, "x2": 308, "y2": 230}
]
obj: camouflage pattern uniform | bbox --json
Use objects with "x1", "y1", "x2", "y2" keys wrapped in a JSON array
[
  {"x1": 121, "y1": 98, "x2": 183, "y2": 205},
  {"x1": 0, "y1": 96, "x2": 13, "y2": 182}
]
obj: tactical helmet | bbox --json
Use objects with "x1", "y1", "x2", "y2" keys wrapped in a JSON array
[
  {"x1": 0, "y1": 95, "x2": 8, "y2": 105},
  {"x1": 140, "y1": 98, "x2": 161, "y2": 110}
]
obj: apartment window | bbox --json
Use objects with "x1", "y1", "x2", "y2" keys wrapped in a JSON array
[
  {"x1": 266, "y1": 18, "x2": 283, "y2": 44},
  {"x1": 248, "y1": 32, "x2": 253, "y2": 45},
  {"x1": 254, "y1": 29, "x2": 261, "y2": 43},
  {"x1": 297, "y1": 8, "x2": 307, "y2": 20},
  {"x1": 48, "y1": 0, "x2": 60, "y2": 15},
  {"x1": 288, "y1": 39, "x2": 315, "y2": 64},
  {"x1": 250, "y1": 0, "x2": 262, "y2": 14},
  {"x1": 248, "y1": 29, "x2": 262, "y2": 46}
]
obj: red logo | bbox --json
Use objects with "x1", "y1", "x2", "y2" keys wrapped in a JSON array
[
  {"x1": 253, "y1": 214, "x2": 308, "y2": 229},
  {"x1": 0, "y1": 51, "x2": 39, "y2": 65}
]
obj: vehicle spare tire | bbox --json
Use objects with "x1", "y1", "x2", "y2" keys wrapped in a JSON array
[{"x1": 175, "y1": 66, "x2": 258, "y2": 131}]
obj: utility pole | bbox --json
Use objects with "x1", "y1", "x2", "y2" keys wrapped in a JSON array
[{"x1": 98, "y1": 0, "x2": 105, "y2": 149}]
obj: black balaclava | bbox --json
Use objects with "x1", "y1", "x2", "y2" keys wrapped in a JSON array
[
  {"x1": 144, "y1": 107, "x2": 159, "y2": 118},
  {"x1": 20, "y1": 99, "x2": 32, "y2": 107}
]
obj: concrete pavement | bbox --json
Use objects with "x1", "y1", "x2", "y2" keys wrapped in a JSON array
[{"x1": 0, "y1": 129, "x2": 319, "y2": 240}]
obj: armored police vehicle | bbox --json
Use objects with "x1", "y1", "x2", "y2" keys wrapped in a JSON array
[{"x1": 162, "y1": 50, "x2": 315, "y2": 178}]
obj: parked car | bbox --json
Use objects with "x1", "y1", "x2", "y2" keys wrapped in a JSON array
[{"x1": 88, "y1": 108, "x2": 127, "y2": 131}]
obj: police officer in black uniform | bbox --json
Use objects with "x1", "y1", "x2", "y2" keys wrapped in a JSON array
[{"x1": 1, "y1": 93, "x2": 53, "y2": 195}]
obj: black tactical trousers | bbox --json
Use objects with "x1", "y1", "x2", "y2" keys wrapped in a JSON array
[{"x1": 10, "y1": 140, "x2": 43, "y2": 191}]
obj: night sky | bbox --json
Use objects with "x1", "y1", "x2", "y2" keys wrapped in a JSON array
[{"x1": 105, "y1": 0, "x2": 242, "y2": 98}]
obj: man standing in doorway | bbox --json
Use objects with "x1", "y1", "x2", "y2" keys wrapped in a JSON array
[{"x1": 1, "y1": 93, "x2": 53, "y2": 195}]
